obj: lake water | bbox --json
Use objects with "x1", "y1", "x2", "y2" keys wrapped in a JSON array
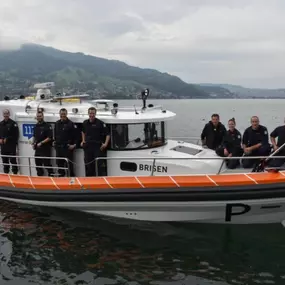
[{"x1": 1, "y1": 99, "x2": 285, "y2": 285}]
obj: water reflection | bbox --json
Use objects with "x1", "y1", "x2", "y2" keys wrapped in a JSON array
[{"x1": 0, "y1": 201, "x2": 285, "y2": 285}]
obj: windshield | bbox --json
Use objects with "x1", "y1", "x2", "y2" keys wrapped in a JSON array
[{"x1": 110, "y1": 122, "x2": 166, "y2": 150}]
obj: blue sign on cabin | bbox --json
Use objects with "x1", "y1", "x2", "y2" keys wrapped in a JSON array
[{"x1": 22, "y1": 124, "x2": 35, "y2": 139}]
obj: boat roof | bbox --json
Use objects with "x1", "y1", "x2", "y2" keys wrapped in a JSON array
[{"x1": 0, "y1": 95, "x2": 176, "y2": 124}]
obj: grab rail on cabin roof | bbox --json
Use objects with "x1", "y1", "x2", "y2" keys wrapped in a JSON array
[
  {"x1": 0, "y1": 154, "x2": 69, "y2": 177},
  {"x1": 168, "y1": 136, "x2": 202, "y2": 144},
  {"x1": 94, "y1": 155, "x2": 285, "y2": 176}
]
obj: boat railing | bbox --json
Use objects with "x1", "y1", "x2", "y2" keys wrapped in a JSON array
[
  {"x1": 0, "y1": 154, "x2": 69, "y2": 177},
  {"x1": 94, "y1": 155, "x2": 285, "y2": 176},
  {"x1": 168, "y1": 136, "x2": 202, "y2": 144},
  {"x1": 0, "y1": 153, "x2": 284, "y2": 177}
]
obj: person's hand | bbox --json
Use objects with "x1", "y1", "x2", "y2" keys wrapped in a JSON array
[
  {"x1": 100, "y1": 143, "x2": 107, "y2": 151},
  {"x1": 68, "y1": 144, "x2": 76, "y2": 150},
  {"x1": 224, "y1": 149, "x2": 229, "y2": 156},
  {"x1": 244, "y1": 147, "x2": 251, "y2": 154}
]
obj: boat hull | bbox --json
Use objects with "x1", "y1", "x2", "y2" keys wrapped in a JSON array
[
  {"x1": 1, "y1": 183, "x2": 285, "y2": 224},
  {"x1": 1, "y1": 197, "x2": 285, "y2": 224}
]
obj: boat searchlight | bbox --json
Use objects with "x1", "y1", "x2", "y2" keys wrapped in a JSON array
[
  {"x1": 72, "y1": 108, "x2": 79, "y2": 114},
  {"x1": 111, "y1": 103, "x2": 118, "y2": 115}
]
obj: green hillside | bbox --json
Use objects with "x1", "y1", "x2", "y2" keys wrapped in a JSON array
[{"x1": 0, "y1": 44, "x2": 234, "y2": 99}]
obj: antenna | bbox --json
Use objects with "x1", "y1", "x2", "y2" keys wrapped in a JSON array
[
  {"x1": 134, "y1": 105, "x2": 139, "y2": 115},
  {"x1": 141, "y1": 88, "x2": 149, "y2": 109}
]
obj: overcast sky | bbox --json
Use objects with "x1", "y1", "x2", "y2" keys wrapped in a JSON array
[{"x1": 0, "y1": 0, "x2": 285, "y2": 88}]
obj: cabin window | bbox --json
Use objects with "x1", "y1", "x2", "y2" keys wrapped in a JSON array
[
  {"x1": 110, "y1": 122, "x2": 166, "y2": 151},
  {"x1": 120, "y1": 161, "x2": 137, "y2": 172}
]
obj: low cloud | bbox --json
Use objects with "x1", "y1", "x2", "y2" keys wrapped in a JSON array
[
  {"x1": 0, "y1": 33, "x2": 23, "y2": 50},
  {"x1": 0, "y1": 0, "x2": 285, "y2": 88}
]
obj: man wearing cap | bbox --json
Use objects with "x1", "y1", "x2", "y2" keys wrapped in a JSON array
[{"x1": 0, "y1": 109, "x2": 19, "y2": 174}]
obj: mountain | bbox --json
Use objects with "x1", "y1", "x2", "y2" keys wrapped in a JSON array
[
  {"x1": 0, "y1": 43, "x2": 234, "y2": 99},
  {"x1": 199, "y1": 83, "x2": 285, "y2": 99}
]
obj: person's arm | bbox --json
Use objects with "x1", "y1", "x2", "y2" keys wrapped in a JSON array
[
  {"x1": 237, "y1": 131, "x2": 242, "y2": 147},
  {"x1": 201, "y1": 124, "x2": 208, "y2": 145},
  {"x1": 270, "y1": 127, "x2": 278, "y2": 150},
  {"x1": 0, "y1": 123, "x2": 3, "y2": 145},
  {"x1": 249, "y1": 143, "x2": 262, "y2": 151},
  {"x1": 81, "y1": 121, "x2": 86, "y2": 146},
  {"x1": 53, "y1": 122, "x2": 57, "y2": 145},
  {"x1": 101, "y1": 123, "x2": 110, "y2": 149},
  {"x1": 222, "y1": 125, "x2": 227, "y2": 136},
  {"x1": 242, "y1": 129, "x2": 248, "y2": 150},
  {"x1": 220, "y1": 130, "x2": 228, "y2": 148},
  {"x1": 220, "y1": 125, "x2": 227, "y2": 147},
  {"x1": 14, "y1": 123, "x2": 19, "y2": 143},
  {"x1": 69, "y1": 122, "x2": 77, "y2": 149},
  {"x1": 30, "y1": 124, "x2": 36, "y2": 145},
  {"x1": 262, "y1": 127, "x2": 269, "y2": 146}
]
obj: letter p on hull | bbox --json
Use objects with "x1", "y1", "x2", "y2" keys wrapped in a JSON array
[{"x1": 225, "y1": 203, "x2": 251, "y2": 222}]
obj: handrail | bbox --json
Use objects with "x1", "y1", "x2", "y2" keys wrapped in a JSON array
[
  {"x1": 168, "y1": 136, "x2": 202, "y2": 144},
  {"x1": 0, "y1": 154, "x2": 70, "y2": 177},
  {"x1": 169, "y1": 136, "x2": 201, "y2": 140},
  {"x1": 94, "y1": 155, "x2": 285, "y2": 176},
  {"x1": 94, "y1": 155, "x2": 285, "y2": 160}
]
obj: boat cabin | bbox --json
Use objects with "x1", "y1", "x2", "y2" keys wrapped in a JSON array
[{"x1": 0, "y1": 83, "x2": 225, "y2": 177}]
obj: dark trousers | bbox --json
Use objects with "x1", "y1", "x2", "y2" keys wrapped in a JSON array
[
  {"x1": 241, "y1": 145, "x2": 271, "y2": 168},
  {"x1": 35, "y1": 148, "x2": 53, "y2": 176},
  {"x1": 216, "y1": 147, "x2": 243, "y2": 169},
  {"x1": 1, "y1": 147, "x2": 18, "y2": 174},
  {"x1": 56, "y1": 147, "x2": 75, "y2": 177},
  {"x1": 84, "y1": 144, "x2": 107, "y2": 177},
  {"x1": 267, "y1": 150, "x2": 285, "y2": 168}
]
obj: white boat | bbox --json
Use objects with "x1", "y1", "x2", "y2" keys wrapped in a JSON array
[{"x1": 0, "y1": 82, "x2": 285, "y2": 225}]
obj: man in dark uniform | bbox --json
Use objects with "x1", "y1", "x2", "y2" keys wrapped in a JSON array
[
  {"x1": 31, "y1": 111, "x2": 54, "y2": 176},
  {"x1": 241, "y1": 116, "x2": 271, "y2": 168},
  {"x1": 267, "y1": 120, "x2": 285, "y2": 167},
  {"x1": 201, "y1": 113, "x2": 226, "y2": 150},
  {"x1": 0, "y1": 109, "x2": 19, "y2": 174},
  {"x1": 54, "y1": 108, "x2": 77, "y2": 177},
  {"x1": 81, "y1": 107, "x2": 110, "y2": 177}
]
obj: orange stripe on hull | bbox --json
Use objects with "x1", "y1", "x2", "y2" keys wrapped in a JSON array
[
  {"x1": 53, "y1": 178, "x2": 82, "y2": 190},
  {"x1": 0, "y1": 172, "x2": 284, "y2": 190},
  {"x1": 30, "y1": 177, "x2": 58, "y2": 190},
  {"x1": 172, "y1": 175, "x2": 216, "y2": 187},
  {"x1": 208, "y1": 174, "x2": 256, "y2": 186},
  {"x1": 247, "y1": 172, "x2": 285, "y2": 184},
  {"x1": 10, "y1": 175, "x2": 34, "y2": 189},
  {"x1": 105, "y1": 177, "x2": 143, "y2": 189},
  {"x1": 0, "y1": 174, "x2": 14, "y2": 188},
  {"x1": 77, "y1": 177, "x2": 111, "y2": 190},
  {"x1": 137, "y1": 176, "x2": 178, "y2": 188}
]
